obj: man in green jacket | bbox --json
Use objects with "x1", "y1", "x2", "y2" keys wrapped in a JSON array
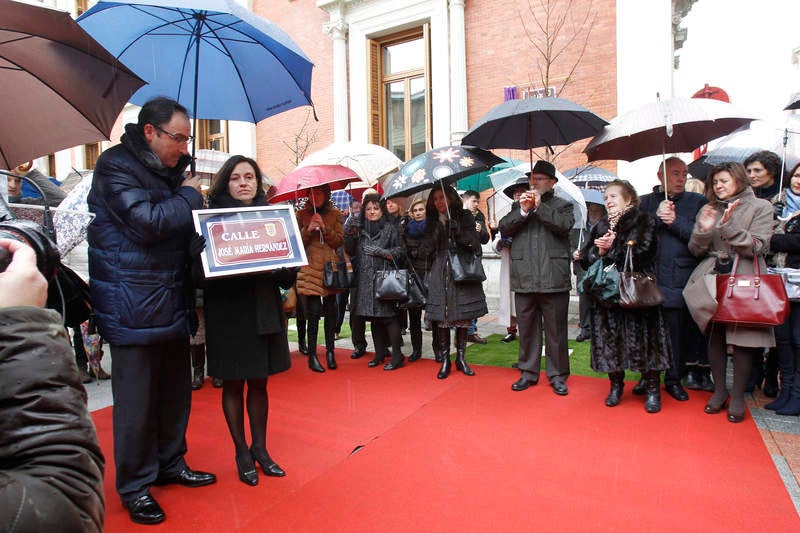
[{"x1": 498, "y1": 160, "x2": 575, "y2": 395}]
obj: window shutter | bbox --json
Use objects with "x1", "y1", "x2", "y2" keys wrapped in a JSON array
[{"x1": 368, "y1": 39, "x2": 382, "y2": 145}]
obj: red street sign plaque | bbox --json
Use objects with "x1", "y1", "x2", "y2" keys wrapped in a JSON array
[{"x1": 193, "y1": 205, "x2": 308, "y2": 278}]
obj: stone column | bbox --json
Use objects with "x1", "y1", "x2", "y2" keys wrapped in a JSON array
[
  {"x1": 324, "y1": 19, "x2": 349, "y2": 143},
  {"x1": 449, "y1": 0, "x2": 468, "y2": 145}
]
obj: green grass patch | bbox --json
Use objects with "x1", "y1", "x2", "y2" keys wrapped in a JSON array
[
  {"x1": 286, "y1": 318, "x2": 368, "y2": 343},
  {"x1": 466, "y1": 334, "x2": 643, "y2": 381}
]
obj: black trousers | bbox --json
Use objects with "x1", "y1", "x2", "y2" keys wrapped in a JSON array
[
  {"x1": 348, "y1": 287, "x2": 367, "y2": 352},
  {"x1": 111, "y1": 339, "x2": 191, "y2": 502},
  {"x1": 662, "y1": 306, "x2": 706, "y2": 386},
  {"x1": 515, "y1": 291, "x2": 570, "y2": 383}
]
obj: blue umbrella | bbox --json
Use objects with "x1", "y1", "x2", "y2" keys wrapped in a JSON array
[{"x1": 77, "y1": 0, "x2": 314, "y2": 170}]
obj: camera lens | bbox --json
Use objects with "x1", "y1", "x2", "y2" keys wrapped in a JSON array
[{"x1": 0, "y1": 220, "x2": 60, "y2": 280}]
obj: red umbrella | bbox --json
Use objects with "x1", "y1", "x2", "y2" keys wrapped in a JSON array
[{"x1": 269, "y1": 164, "x2": 361, "y2": 204}]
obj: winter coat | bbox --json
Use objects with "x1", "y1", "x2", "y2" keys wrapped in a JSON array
[
  {"x1": 579, "y1": 208, "x2": 672, "y2": 373},
  {"x1": 419, "y1": 206, "x2": 488, "y2": 324},
  {"x1": 398, "y1": 215, "x2": 431, "y2": 279},
  {"x1": 770, "y1": 210, "x2": 800, "y2": 269},
  {"x1": 8, "y1": 168, "x2": 67, "y2": 206},
  {"x1": 639, "y1": 188, "x2": 707, "y2": 308},
  {"x1": 498, "y1": 190, "x2": 574, "y2": 293},
  {"x1": 492, "y1": 232, "x2": 515, "y2": 327},
  {"x1": 202, "y1": 195, "x2": 294, "y2": 379},
  {"x1": 0, "y1": 307, "x2": 104, "y2": 532},
  {"x1": 295, "y1": 201, "x2": 343, "y2": 297},
  {"x1": 683, "y1": 187, "x2": 775, "y2": 348},
  {"x1": 343, "y1": 216, "x2": 404, "y2": 318},
  {"x1": 87, "y1": 123, "x2": 203, "y2": 346}
]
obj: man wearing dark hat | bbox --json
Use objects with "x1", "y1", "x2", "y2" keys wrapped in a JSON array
[{"x1": 498, "y1": 160, "x2": 575, "y2": 395}]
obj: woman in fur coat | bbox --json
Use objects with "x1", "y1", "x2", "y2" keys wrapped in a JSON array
[
  {"x1": 578, "y1": 180, "x2": 672, "y2": 413},
  {"x1": 295, "y1": 184, "x2": 344, "y2": 372}
]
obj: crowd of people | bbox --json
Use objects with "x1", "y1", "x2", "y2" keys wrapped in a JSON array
[{"x1": 6, "y1": 96, "x2": 800, "y2": 527}]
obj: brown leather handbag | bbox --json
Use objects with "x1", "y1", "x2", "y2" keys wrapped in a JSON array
[
  {"x1": 711, "y1": 244, "x2": 789, "y2": 328},
  {"x1": 619, "y1": 241, "x2": 664, "y2": 309}
]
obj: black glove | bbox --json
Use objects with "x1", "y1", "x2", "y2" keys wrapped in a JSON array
[
  {"x1": 188, "y1": 233, "x2": 206, "y2": 257},
  {"x1": 773, "y1": 201, "x2": 785, "y2": 220},
  {"x1": 363, "y1": 244, "x2": 388, "y2": 257}
]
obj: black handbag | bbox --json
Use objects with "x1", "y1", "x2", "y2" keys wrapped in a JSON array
[
  {"x1": 323, "y1": 248, "x2": 354, "y2": 290},
  {"x1": 398, "y1": 261, "x2": 427, "y2": 309},
  {"x1": 449, "y1": 248, "x2": 486, "y2": 283},
  {"x1": 618, "y1": 241, "x2": 664, "y2": 308},
  {"x1": 46, "y1": 263, "x2": 92, "y2": 328},
  {"x1": 374, "y1": 257, "x2": 409, "y2": 302}
]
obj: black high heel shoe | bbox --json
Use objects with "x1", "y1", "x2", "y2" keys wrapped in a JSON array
[
  {"x1": 704, "y1": 393, "x2": 729, "y2": 414},
  {"x1": 250, "y1": 447, "x2": 285, "y2": 477},
  {"x1": 236, "y1": 454, "x2": 258, "y2": 486}
]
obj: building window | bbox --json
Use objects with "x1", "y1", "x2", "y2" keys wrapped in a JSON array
[
  {"x1": 84, "y1": 143, "x2": 101, "y2": 170},
  {"x1": 369, "y1": 26, "x2": 430, "y2": 161},
  {"x1": 197, "y1": 119, "x2": 228, "y2": 152}
]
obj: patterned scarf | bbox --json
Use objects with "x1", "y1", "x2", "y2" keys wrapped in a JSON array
[{"x1": 607, "y1": 205, "x2": 632, "y2": 231}]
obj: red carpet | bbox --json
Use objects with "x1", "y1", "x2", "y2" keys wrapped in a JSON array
[{"x1": 93, "y1": 349, "x2": 799, "y2": 532}]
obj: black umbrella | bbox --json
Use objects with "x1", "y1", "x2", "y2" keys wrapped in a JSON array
[
  {"x1": 784, "y1": 93, "x2": 800, "y2": 111},
  {"x1": 381, "y1": 145, "x2": 503, "y2": 199},
  {"x1": 461, "y1": 97, "x2": 608, "y2": 154},
  {"x1": 0, "y1": 0, "x2": 144, "y2": 169}
]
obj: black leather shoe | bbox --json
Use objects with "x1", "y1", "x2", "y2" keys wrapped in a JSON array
[
  {"x1": 408, "y1": 351, "x2": 422, "y2": 362},
  {"x1": 551, "y1": 381, "x2": 568, "y2": 396},
  {"x1": 511, "y1": 377, "x2": 537, "y2": 391},
  {"x1": 665, "y1": 383, "x2": 689, "y2": 401},
  {"x1": 383, "y1": 358, "x2": 404, "y2": 371},
  {"x1": 251, "y1": 448, "x2": 286, "y2": 477},
  {"x1": 727, "y1": 410, "x2": 745, "y2": 423},
  {"x1": 350, "y1": 348, "x2": 366, "y2": 359},
  {"x1": 367, "y1": 357, "x2": 382, "y2": 368},
  {"x1": 154, "y1": 467, "x2": 216, "y2": 487},
  {"x1": 632, "y1": 377, "x2": 646, "y2": 396},
  {"x1": 704, "y1": 393, "x2": 729, "y2": 414},
  {"x1": 575, "y1": 331, "x2": 590, "y2": 342},
  {"x1": 123, "y1": 493, "x2": 165, "y2": 525},
  {"x1": 501, "y1": 333, "x2": 516, "y2": 343}
]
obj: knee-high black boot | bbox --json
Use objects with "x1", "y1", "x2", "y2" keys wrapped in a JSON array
[
  {"x1": 306, "y1": 320, "x2": 325, "y2": 373},
  {"x1": 454, "y1": 327, "x2": 474, "y2": 376},
  {"x1": 763, "y1": 348, "x2": 779, "y2": 397},
  {"x1": 324, "y1": 307, "x2": 337, "y2": 370},
  {"x1": 605, "y1": 371, "x2": 624, "y2": 407},
  {"x1": 437, "y1": 327, "x2": 451, "y2": 379},
  {"x1": 766, "y1": 342, "x2": 796, "y2": 411},
  {"x1": 644, "y1": 371, "x2": 661, "y2": 413},
  {"x1": 190, "y1": 344, "x2": 205, "y2": 390},
  {"x1": 297, "y1": 316, "x2": 308, "y2": 355},
  {"x1": 432, "y1": 325, "x2": 442, "y2": 363}
]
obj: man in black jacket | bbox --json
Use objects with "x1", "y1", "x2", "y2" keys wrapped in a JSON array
[
  {"x1": 499, "y1": 161, "x2": 574, "y2": 395},
  {"x1": 0, "y1": 239, "x2": 105, "y2": 532},
  {"x1": 639, "y1": 157, "x2": 708, "y2": 400},
  {"x1": 88, "y1": 97, "x2": 215, "y2": 525}
]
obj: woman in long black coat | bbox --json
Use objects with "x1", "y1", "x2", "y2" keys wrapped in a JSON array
[
  {"x1": 203, "y1": 155, "x2": 295, "y2": 486},
  {"x1": 578, "y1": 179, "x2": 672, "y2": 412},
  {"x1": 399, "y1": 198, "x2": 430, "y2": 361},
  {"x1": 419, "y1": 184, "x2": 488, "y2": 379},
  {"x1": 343, "y1": 194, "x2": 406, "y2": 370}
]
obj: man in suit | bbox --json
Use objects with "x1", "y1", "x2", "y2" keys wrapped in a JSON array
[
  {"x1": 461, "y1": 189, "x2": 490, "y2": 344},
  {"x1": 499, "y1": 160, "x2": 574, "y2": 395},
  {"x1": 638, "y1": 157, "x2": 708, "y2": 401}
]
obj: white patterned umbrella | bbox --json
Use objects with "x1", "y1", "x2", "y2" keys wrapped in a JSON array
[{"x1": 297, "y1": 142, "x2": 402, "y2": 185}]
